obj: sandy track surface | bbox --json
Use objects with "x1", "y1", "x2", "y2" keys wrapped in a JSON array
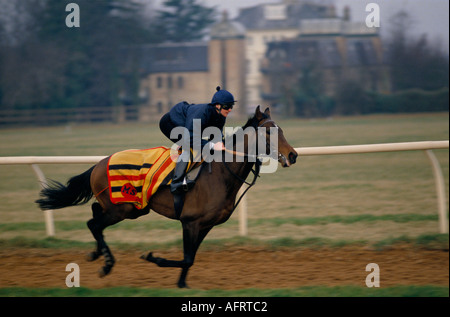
[{"x1": 0, "y1": 246, "x2": 448, "y2": 290}]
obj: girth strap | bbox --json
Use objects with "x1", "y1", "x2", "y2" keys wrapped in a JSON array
[{"x1": 173, "y1": 193, "x2": 184, "y2": 219}]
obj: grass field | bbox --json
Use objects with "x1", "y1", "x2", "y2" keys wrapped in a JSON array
[{"x1": 0, "y1": 112, "x2": 448, "y2": 297}]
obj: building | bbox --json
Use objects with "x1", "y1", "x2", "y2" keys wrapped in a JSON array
[
  {"x1": 259, "y1": 16, "x2": 390, "y2": 116},
  {"x1": 119, "y1": 0, "x2": 388, "y2": 120},
  {"x1": 120, "y1": 12, "x2": 246, "y2": 121},
  {"x1": 235, "y1": 0, "x2": 336, "y2": 113},
  {"x1": 235, "y1": 0, "x2": 389, "y2": 115}
]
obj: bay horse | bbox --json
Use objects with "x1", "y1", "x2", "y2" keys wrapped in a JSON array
[{"x1": 36, "y1": 106, "x2": 298, "y2": 288}]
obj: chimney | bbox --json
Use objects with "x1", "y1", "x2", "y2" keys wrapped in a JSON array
[{"x1": 343, "y1": 5, "x2": 351, "y2": 21}]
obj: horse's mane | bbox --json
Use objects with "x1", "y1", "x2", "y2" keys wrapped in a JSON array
[
  {"x1": 242, "y1": 112, "x2": 269, "y2": 130},
  {"x1": 224, "y1": 111, "x2": 269, "y2": 149}
]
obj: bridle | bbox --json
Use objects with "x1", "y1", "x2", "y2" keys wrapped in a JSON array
[
  {"x1": 221, "y1": 117, "x2": 278, "y2": 212},
  {"x1": 222, "y1": 118, "x2": 279, "y2": 162}
]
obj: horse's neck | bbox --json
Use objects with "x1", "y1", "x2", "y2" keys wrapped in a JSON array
[{"x1": 223, "y1": 134, "x2": 256, "y2": 186}]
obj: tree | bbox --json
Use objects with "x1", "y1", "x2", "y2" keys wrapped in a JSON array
[
  {"x1": 0, "y1": 0, "x2": 155, "y2": 110},
  {"x1": 387, "y1": 10, "x2": 449, "y2": 92},
  {"x1": 153, "y1": 0, "x2": 217, "y2": 42},
  {"x1": 335, "y1": 79, "x2": 372, "y2": 115},
  {"x1": 36, "y1": 0, "x2": 154, "y2": 108}
]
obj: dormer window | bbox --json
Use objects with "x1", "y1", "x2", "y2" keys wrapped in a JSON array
[{"x1": 264, "y1": 4, "x2": 287, "y2": 20}]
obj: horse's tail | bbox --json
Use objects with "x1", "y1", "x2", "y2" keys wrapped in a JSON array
[{"x1": 36, "y1": 166, "x2": 95, "y2": 210}]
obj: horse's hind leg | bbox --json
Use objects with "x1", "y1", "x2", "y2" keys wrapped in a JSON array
[
  {"x1": 87, "y1": 220, "x2": 115, "y2": 277},
  {"x1": 87, "y1": 217, "x2": 115, "y2": 276},
  {"x1": 86, "y1": 203, "x2": 103, "y2": 262},
  {"x1": 86, "y1": 202, "x2": 128, "y2": 277}
]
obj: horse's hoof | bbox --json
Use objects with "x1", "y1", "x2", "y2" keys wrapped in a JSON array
[
  {"x1": 141, "y1": 252, "x2": 165, "y2": 266},
  {"x1": 98, "y1": 268, "x2": 106, "y2": 278},
  {"x1": 177, "y1": 282, "x2": 189, "y2": 289},
  {"x1": 140, "y1": 252, "x2": 149, "y2": 260},
  {"x1": 140, "y1": 252, "x2": 154, "y2": 262},
  {"x1": 98, "y1": 266, "x2": 112, "y2": 278},
  {"x1": 86, "y1": 251, "x2": 100, "y2": 262}
]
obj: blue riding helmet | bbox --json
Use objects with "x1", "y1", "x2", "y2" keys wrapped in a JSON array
[{"x1": 210, "y1": 86, "x2": 237, "y2": 106}]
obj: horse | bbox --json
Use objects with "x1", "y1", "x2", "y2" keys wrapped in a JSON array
[{"x1": 36, "y1": 106, "x2": 298, "y2": 288}]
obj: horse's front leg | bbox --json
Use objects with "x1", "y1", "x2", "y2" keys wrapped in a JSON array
[
  {"x1": 142, "y1": 252, "x2": 184, "y2": 267},
  {"x1": 177, "y1": 225, "x2": 211, "y2": 288},
  {"x1": 141, "y1": 221, "x2": 200, "y2": 269},
  {"x1": 142, "y1": 222, "x2": 211, "y2": 288}
]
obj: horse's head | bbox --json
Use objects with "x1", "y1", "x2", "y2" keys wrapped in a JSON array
[{"x1": 251, "y1": 106, "x2": 298, "y2": 168}]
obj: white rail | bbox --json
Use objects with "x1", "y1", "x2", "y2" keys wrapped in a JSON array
[
  {"x1": 0, "y1": 141, "x2": 448, "y2": 236},
  {"x1": 294, "y1": 140, "x2": 449, "y2": 235},
  {"x1": 295, "y1": 141, "x2": 449, "y2": 156}
]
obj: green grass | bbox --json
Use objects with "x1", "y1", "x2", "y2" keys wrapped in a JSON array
[
  {"x1": 0, "y1": 113, "x2": 448, "y2": 245},
  {"x1": 0, "y1": 213, "x2": 439, "y2": 233},
  {"x1": 1, "y1": 233, "x2": 447, "y2": 251},
  {"x1": 0, "y1": 113, "x2": 448, "y2": 297},
  {"x1": 0, "y1": 285, "x2": 447, "y2": 297}
]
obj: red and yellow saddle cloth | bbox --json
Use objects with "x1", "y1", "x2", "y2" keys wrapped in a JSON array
[{"x1": 107, "y1": 146, "x2": 178, "y2": 209}]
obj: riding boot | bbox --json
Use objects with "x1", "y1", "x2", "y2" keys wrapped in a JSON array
[{"x1": 170, "y1": 160, "x2": 189, "y2": 194}]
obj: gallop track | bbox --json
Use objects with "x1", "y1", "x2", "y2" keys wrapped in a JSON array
[{"x1": 0, "y1": 245, "x2": 448, "y2": 290}]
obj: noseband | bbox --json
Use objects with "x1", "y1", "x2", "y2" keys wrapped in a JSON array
[{"x1": 221, "y1": 117, "x2": 279, "y2": 212}]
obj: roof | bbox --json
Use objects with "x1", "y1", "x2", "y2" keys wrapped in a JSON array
[
  {"x1": 265, "y1": 36, "x2": 382, "y2": 69},
  {"x1": 235, "y1": 2, "x2": 332, "y2": 30},
  {"x1": 210, "y1": 11, "x2": 246, "y2": 39},
  {"x1": 138, "y1": 42, "x2": 209, "y2": 74},
  {"x1": 266, "y1": 38, "x2": 342, "y2": 69}
]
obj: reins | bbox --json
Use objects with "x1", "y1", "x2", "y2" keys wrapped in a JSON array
[
  {"x1": 221, "y1": 118, "x2": 275, "y2": 213},
  {"x1": 222, "y1": 152, "x2": 261, "y2": 213}
]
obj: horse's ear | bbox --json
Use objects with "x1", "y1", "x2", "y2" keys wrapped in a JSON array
[
  {"x1": 255, "y1": 105, "x2": 263, "y2": 120},
  {"x1": 264, "y1": 107, "x2": 271, "y2": 118}
]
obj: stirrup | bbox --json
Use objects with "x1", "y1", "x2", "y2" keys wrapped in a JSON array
[{"x1": 170, "y1": 178, "x2": 188, "y2": 194}]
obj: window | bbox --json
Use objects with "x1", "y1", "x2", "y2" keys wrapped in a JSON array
[
  {"x1": 264, "y1": 5, "x2": 286, "y2": 20},
  {"x1": 177, "y1": 76, "x2": 184, "y2": 89},
  {"x1": 156, "y1": 76, "x2": 163, "y2": 88},
  {"x1": 246, "y1": 59, "x2": 251, "y2": 74}
]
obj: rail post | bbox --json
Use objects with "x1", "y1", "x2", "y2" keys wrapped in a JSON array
[
  {"x1": 0, "y1": 141, "x2": 447, "y2": 237},
  {"x1": 238, "y1": 187, "x2": 248, "y2": 236},
  {"x1": 31, "y1": 164, "x2": 55, "y2": 236},
  {"x1": 424, "y1": 150, "x2": 448, "y2": 233}
]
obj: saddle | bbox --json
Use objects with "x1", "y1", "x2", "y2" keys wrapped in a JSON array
[{"x1": 107, "y1": 147, "x2": 202, "y2": 211}]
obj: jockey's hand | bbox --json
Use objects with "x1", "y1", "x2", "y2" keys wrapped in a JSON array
[{"x1": 212, "y1": 142, "x2": 225, "y2": 151}]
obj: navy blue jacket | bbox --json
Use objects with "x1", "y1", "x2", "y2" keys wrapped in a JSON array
[{"x1": 168, "y1": 101, "x2": 226, "y2": 149}]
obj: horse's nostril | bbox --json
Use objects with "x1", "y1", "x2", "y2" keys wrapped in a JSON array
[{"x1": 289, "y1": 152, "x2": 298, "y2": 164}]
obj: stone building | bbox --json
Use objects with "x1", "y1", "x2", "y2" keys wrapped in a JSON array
[
  {"x1": 259, "y1": 16, "x2": 390, "y2": 115},
  {"x1": 120, "y1": 0, "x2": 387, "y2": 120},
  {"x1": 235, "y1": 0, "x2": 337, "y2": 113},
  {"x1": 122, "y1": 12, "x2": 246, "y2": 121}
]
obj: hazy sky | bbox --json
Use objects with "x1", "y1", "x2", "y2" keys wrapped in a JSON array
[{"x1": 199, "y1": 0, "x2": 449, "y2": 53}]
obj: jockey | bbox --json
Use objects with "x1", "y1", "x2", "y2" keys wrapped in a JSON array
[{"x1": 159, "y1": 86, "x2": 236, "y2": 194}]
